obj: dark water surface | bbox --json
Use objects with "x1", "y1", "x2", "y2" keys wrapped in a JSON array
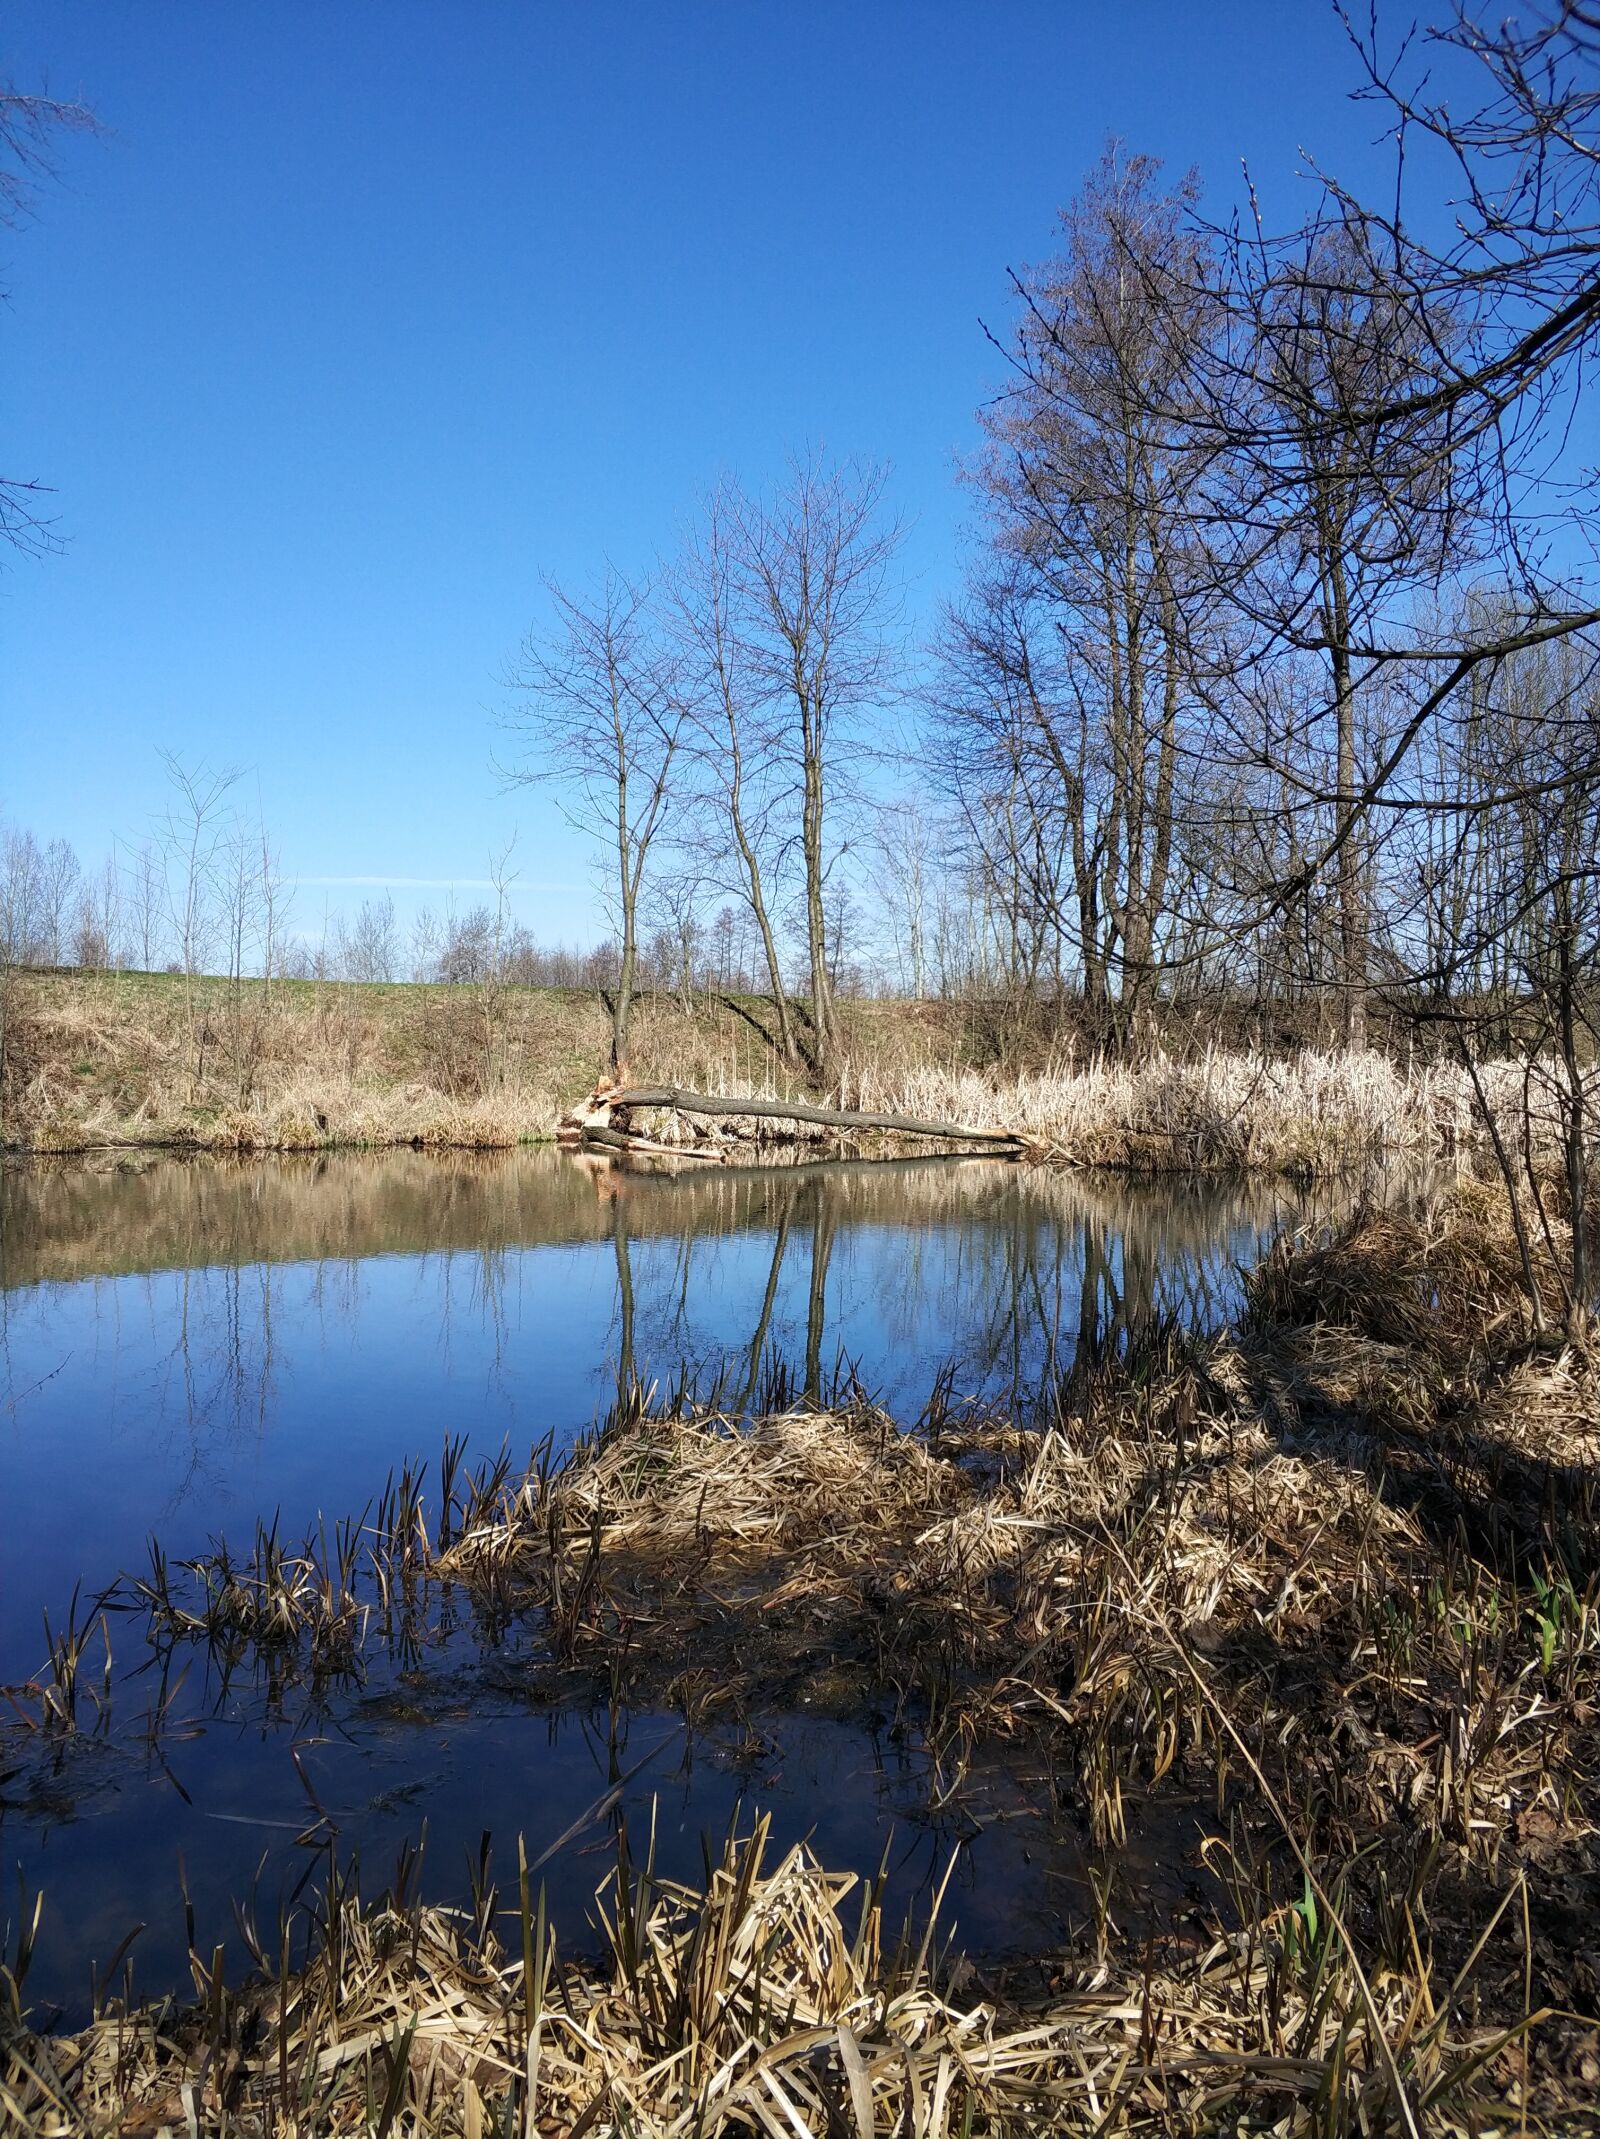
[{"x1": 1, "y1": 1146, "x2": 1335, "y2": 2017}]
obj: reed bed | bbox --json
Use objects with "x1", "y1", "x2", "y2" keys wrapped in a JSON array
[
  {"x1": 6, "y1": 1189, "x2": 1600, "y2": 2128},
  {"x1": 569, "y1": 1048, "x2": 1581, "y2": 1180},
  {"x1": 843, "y1": 1048, "x2": 1514, "y2": 1175},
  {"x1": 2, "y1": 1809, "x2": 1550, "y2": 2137},
  {"x1": 6, "y1": 971, "x2": 1587, "y2": 1176}
]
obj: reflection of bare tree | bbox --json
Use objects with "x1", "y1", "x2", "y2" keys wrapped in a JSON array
[
  {"x1": 597, "y1": 1155, "x2": 1427, "y2": 1418},
  {"x1": 802, "y1": 1193, "x2": 836, "y2": 1403},
  {"x1": 421, "y1": 1243, "x2": 516, "y2": 1394},
  {"x1": 1, "y1": 1150, "x2": 1430, "y2": 1498},
  {"x1": 741, "y1": 1205, "x2": 790, "y2": 1414},
  {"x1": 613, "y1": 1194, "x2": 635, "y2": 1395},
  {"x1": 140, "y1": 1261, "x2": 282, "y2": 1512}
]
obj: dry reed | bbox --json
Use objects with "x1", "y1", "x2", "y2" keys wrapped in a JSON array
[
  {"x1": 6, "y1": 1188, "x2": 1600, "y2": 2130},
  {"x1": 1, "y1": 1809, "x2": 1553, "y2": 2136},
  {"x1": 8, "y1": 973, "x2": 1590, "y2": 1178}
]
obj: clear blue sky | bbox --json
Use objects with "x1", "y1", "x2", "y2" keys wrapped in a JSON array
[{"x1": 5, "y1": 1, "x2": 1415, "y2": 945}]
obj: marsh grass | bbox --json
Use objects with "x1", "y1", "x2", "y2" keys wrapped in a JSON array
[
  {"x1": 0, "y1": 1810, "x2": 1562, "y2": 2137},
  {"x1": 6, "y1": 971, "x2": 1589, "y2": 1178},
  {"x1": 2, "y1": 1590, "x2": 115, "y2": 1741},
  {"x1": 2, "y1": 972, "x2": 829, "y2": 1156},
  {"x1": 5, "y1": 1187, "x2": 1600, "y2": 2128}
]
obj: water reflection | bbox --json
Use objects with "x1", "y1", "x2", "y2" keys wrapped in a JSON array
[
  {"x1": 1, "y1": 1148, "x2": 1350, "y2": 1686},
  {"x1": 0, "y1": 1145, "x2": 1386, "y2": 2018},
  {"x1": 594, "y1": 1154, "x2": 1312, "y2": 1412}
]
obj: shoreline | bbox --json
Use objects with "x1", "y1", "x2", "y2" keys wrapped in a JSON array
[
  {"x1": 1, "y1": 1124, "x2": 1438, "y2": 1175},
  {"x1": 0, "y1": 969, "x2": 1533, "y2": 1178},
  {"x1": 5, "y1": 1185, "x2": 1598, "y2": 2128}
]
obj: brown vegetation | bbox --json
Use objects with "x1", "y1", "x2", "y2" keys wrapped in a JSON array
[
  {"x1": 6, "y1": 1186, "x2": 1599, "y2": 2131},
  {"x1": 1, "y1": 969, "x2": 1573, "y2": 1184},
  {"x1": 0, "y1": 970, "x2": 837, "y2": 1156}
]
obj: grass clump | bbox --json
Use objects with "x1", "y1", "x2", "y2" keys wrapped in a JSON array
[{"x1": 0, "y1": 1812, "x2": 1558, "y2": 2135}]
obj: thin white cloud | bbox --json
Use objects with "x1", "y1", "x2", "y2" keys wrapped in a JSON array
[{"x1": 294, "y1": 875, "x2": 578, "y2": 893}]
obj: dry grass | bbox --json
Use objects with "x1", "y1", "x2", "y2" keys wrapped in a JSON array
[
  {"x1": 1, "y1": 1809, "x2": 1561, "y2": 2137},
  {"x1": 0, "y1": 973, "x2": 723, "y2": 1154},
  {"x1": 845, "y1": 1048, "x2": 1530, "y2": 1176},
  {"x1": 6, "y1": 1189, "x2": 1600, "y2": 2129},
  {"x1": 3, "y1": 973, "x2": 895, "y2": 1157},
  {"x1": 6, "y1": 972, "x2": 1587, "y2": 1179}
]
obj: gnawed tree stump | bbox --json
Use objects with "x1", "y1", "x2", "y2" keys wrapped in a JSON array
[{"x1": 556, "y1": 1082, "x2": 1030, "y2": 1161}]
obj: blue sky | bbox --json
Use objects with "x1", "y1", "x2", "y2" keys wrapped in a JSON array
[{"x1": 6, "y1": 1, "x2": 1423, "y2": 945}]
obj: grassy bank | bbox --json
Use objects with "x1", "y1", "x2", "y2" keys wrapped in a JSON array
[
  {"x1": 1, "y1": 969, "x2": 786, "y2": 1155},
  {"x1": 5, "y1": 1188, "x2": 1598, "y2": 2131},
  {"x1": 0, "y1": 968, "x2": 1544, "y2": 1173}
]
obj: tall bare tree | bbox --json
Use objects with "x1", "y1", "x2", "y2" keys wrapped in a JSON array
[
  {"x1": 942, "y1": 150, "x2": 1215, "y2": 1041},
  {"x1": 506, "y1": 573, "x2": 682, "y2": 1076},
  {"x1": 729, "y1": 455, "x2": 902, "y2": 1079},
  {"x1": 665, "y1": 480, "x2": 806, "y2": 1069},
  {"x1": 122, "y1": 839, "x2": 166, "y2": 971},
  {"x1": 1148, "y1": 7, "x2": 1600, "y2": 1035},
  {"x1": 160, "y1": 756, "x2": 238, "y2": 988}
]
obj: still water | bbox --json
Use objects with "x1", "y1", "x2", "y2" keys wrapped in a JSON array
[{"x1": 1, "y1": 1146, "x2": 1334, "y2": 2016}]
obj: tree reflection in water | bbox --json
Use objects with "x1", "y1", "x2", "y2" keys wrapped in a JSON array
[
  {"x1": 0, "y1": 1146, "x2": 1410, "y2": 1685},
  {"x1": 0, "y1": 1146, "x2": 1427, "y2": 2021},
  {"x1": 587, "y1": 1154, "x2": 1356, "y2": 1419}
]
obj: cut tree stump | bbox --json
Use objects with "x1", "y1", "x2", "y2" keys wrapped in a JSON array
[{"x1": 556, "y1": 1082, "x2": 1029, "y2": 1160}]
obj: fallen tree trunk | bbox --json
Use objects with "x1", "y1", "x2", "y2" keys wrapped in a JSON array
[
  {"x1": 580, "y1": 1123, "x2": 722, "y2": 1162},
  {"x1": 605, "y1": 1084, "x2": 1026, "y2": 1148}
]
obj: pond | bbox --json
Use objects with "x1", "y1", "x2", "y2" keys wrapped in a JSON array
[{"x1": 1, "y1": 1146, "x2": 1349, "y2": 2019}]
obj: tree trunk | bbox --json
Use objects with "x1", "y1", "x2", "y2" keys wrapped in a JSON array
[
  {"x1": 801, "y1": 728, "x2": 835, "y2": 1075},
  {"x1": 1325, "y1": 537, "x2": 1367, "y2": 1051},
  {"x1": 598, "y1": 1084, "x2": 1027, "y2": 1146}
]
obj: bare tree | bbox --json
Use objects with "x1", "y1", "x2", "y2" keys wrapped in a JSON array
[
  {"x1": 438, "y1": 903, "x2": 497, "y2": 985},
  {"x1": 71, "y1": 856, "x2": 120, "y2": 969},
  {"x1": 122, "y1": 839, "x2": 165, "y2": 970},
  {"x1": 729, "y1": 454, "x2": 902, "y2": 1078},
  {"x1": 158, "y1": 755, "x2": 239, "y2": 1092},
  {"x1": 943, "y1": 151, "x2": 1217, "y2": 1043},
  {"x1": 874, "y1": 798, "x2": 933, "y2": 997},
  {"x1": 1385, "y1": 627, "x2": 1600, "y2": 1328},
  {"x1": 216, "y1": 822, "x2": 269, "y2": 1099},
  {"x1": 1325, "y1": 5, "x2": 1600, "y2": 507},
  {"x1": 0, "y1": 825, "x2": 44, "y2": 966},
  {"x1": 643, "y1": 874, "x2": 704, "y2": 1012},
  {"x1": 1, "y1": 86, "x2": 98, "y2": 557},
  {"x1": 505, "y1": 572, "x2": 682, "y2": 1076},
  {"x1": 0, "y1": 823, "x2": 41, "y2": 1134},
  {"x1": 34, "y1": 836, "x2": 80, "y2": 965},
  {"x1": 248, "y1": 787, "x2": 292, "y2": 999},
  {"x1": 91, "y1": 853, "x2": 121, "y2": 969},
  {"x1": 219, "y1": 826, "x2": 261, "y2": 989},
  {"x1": 1171, "y1": 211, "x2": 1479, "y2": 1046},
  {"x1": 410, "y1": 904, "x2": 441, "y2": 982},
  {"x1": 666, "y1": 480, "x2": 807, "y2": 1068},
  {"x1": 1133, "y1": 8, "x2": 1600, "y2": 1033},
  {"x1": 160, "y1": 756, "x2": 238, "y2": 988},
  {"x1": 338, "y1": 893, "x2": 399, "y2": 982}
]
